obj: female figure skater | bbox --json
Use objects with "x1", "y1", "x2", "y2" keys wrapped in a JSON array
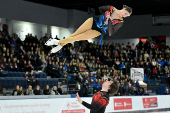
[
  {"x1": 45, "y1": 5, "x2": 132, "y2": 53},
  {"x1": 76, "y1": 79, "x2": 119, "y2": 113}
]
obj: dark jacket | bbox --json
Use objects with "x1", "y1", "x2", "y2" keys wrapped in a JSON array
[
  {"x1": 12, "y1": 90, "x2": 21, "y2": 96},
  {"x1": 57, "y1": 88, "x2": 62, "y2": 95},
  {"x1": 43, "y1": 89, "x2": 51, "y2": 95},
  {"x1": 34, "y1": 89, "x2": 42, "y2": 95}
]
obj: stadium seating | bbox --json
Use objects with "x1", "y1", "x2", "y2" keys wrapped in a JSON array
[
  {"x1": 0, "y1": 71, "x2": 47, "y2": 78},
  {"x1": 0, "y1": 76, "x2": 58, "y2": 89}
]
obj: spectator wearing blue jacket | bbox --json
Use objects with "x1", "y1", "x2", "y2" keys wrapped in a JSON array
[
  {"x1": 92, "y1": 74, "x2": 97, "y2": 81},
  {"x1": 161, "y1": 60, "x2": 165, "y2": 67},
  {"x1": 167, "y1": 60, "x2": 170, "y2": 66},
  {"x1": 125, "y1": 59, "x2": 130, "y2": 65},
  {"x1": 62, "y1": 58, "x2": 67, "y2": 70},
  {"x1": 119, "y1": 62, "x2": 124, "y2": 70},
  {"x1": 63, "y1": 63, "x2": 67, "y2": 71},
  {"x1": 10, "y1": 37, "x2": 16, "y2": 46},
  {"x1": 156, "y1": 59, "x2": 163, "y2": 66},
  {"x1": 92, "y1": 79, "x2": 102, "y2": 93},
  {"x1": 136, "y1": 79, "x2": 140, "y2": 88}
]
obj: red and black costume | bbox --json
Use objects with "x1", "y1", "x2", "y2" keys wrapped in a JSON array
[{"x1": 82, "y1": 91, "x2": 109, "y2": 113}]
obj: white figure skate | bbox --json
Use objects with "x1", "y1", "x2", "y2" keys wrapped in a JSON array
[{"x1": 45, "y1": 38, "x2": 59, "y2": 46}]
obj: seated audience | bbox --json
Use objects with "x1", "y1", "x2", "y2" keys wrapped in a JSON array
[
  {"x1": 51, "y1": 86, "x2": 60, "y2": 95},
  {"x1": 20, "y1": 86, "x2": 24, "y2": 95},
  {"x1": 43, "y1": 85, "x2": 51, "y2": 95},
  {"x1": 57, "y1": 85, "x2": 63, "y2": 95},
  {"x1": 34, "y1": 85, "x2": 42, "y2": 95},
  {"x1": 2, "y1": 88, "x2": 6, "y2": 96},
  {"x1": 26, "y1": 85, "x2": 34, "y2": 95},
  {"x1": 12, "y1": 85, "x2": 22, "y2": 96}
]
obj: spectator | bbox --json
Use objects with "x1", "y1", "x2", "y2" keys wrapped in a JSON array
[
  {"x1": 133, "y1": 83, "x2": 138, "y2": 95},
  {"x1": 57, "y1": 85, "x2": 63, "y2": 95},
  {"x1": 164, "y1": 89, "x2": 169, "y2": 95},
  {"x1": 2, "y1": 58, "x2": 10, "y2": 71},
  {"x1": 43, "y1": 85, "x2": 51, "y2": 95},
  {"x1": 71, "y1": 48, "x2": 76, "y2": 55},
  {"x1": 144, "y1": 90, "x2": 149, "y2": 95},
  {"x1": 26, "y1": 60, "x2": 34, "y2": 71},
  {"x1": 25, "y1": 71, "x2": 37, "y2": 88},
  {"x1": 144, "y1": 62, "x2": 151, "y2": 76},
  {"x1": 96, "y1": 69, "x2": 102, "y2": 79},
  {"x1": 36, "y1": 56, "x2": 43, "y2": 71},
  {"x1": 16, "y1": 59, "x2": 21, "y2": 71},
  {"x1": 144, "y1": 51, "x2": 149, "y2": 58},
  {"x1": 131, "y1": 43, "x2": 136, "y2": 50},
  {"x1": 58, "y1": 65, "x2": 65, "y2": 77},
  {"x1": 2, "y1": 88, "x2": 6, "y2": 96},
  {"x1": 119, "y1": 61, "x2": 124, "y2": 70},
  {"x1": 19, "y1": 86, "x2": 24, "y2": 95},
  {"x1": 75, "y1": 82, "x2": 81, "y2": 91},
  {"x1": 12, "y1": 85, "x2": 21, "y2": 96},
  {"x1": 136, "y1": 79, "x2": 140, "y2": 89},
  {"x1": 1, "y1": 31, "x2": 170, "y2": 96},
  {"x1": 26, "y1": 85, "x2": 34, "y2": 95},
  {"x1": 51, "y1": 86, "x2": 60, "y2": 95},
  {"x1": 70, "y1": 73, "x2": 78, "y2": 84},
  {"x1": 34, "y1": 85, "x2": 42, "y2": 95},
  {"x1": 79, "y1": 72, "x2": 89, "y2": 97},
  {"x1": 124, "y1": 79, "x2": 129, "y2": 94},
  {"x1": 92, "y1": 79, "x2": 102, "y2": 93},
  {"x1": 151, "y1": 59, "x2": 157, "y2": 67},
  {"x1": 152, "y1": 67, "x2": 159, "y2": 79},
  {"x1": 10, "y1": 58, "x2": 18, "y2": 71},
  {"x1": 46, "y1": 61, "x2": 59, "y2": 78},
  {"x1": 92, "y1": 74, "x2": 97, "y2": 81},
  {"x1": 138, "y1": 87, "x2": 144, "y2": 95},
  {"x1": 77, "y1": 73, "x2": 83, "y2": 83},
  {"x1": 62, "y1": 67, "x2": 68, "y2": 75}
]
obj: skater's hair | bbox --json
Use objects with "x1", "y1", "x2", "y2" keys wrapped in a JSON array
[
  {"x1": 123, "y1": 5, "x2": 132, "y2": 15},
  {"x1": 109, "y1": 80, "x2": 119, "y2": 95}
]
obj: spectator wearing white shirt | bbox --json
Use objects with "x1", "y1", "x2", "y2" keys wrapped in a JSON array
[
  {"x1": 77, "y1": 51, "x2": 84, "y2": 60},
  {"x1": 131, "y1": 43, "x2": 136, "y2": 50},
  {"x1": 152, "y1": 59, "x2": 157, "y2": 67},
  {"x1": 144, "y1": 51, "x2": 149, "y2": 58}
]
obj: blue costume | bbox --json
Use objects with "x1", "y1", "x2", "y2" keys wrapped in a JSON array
[{"x1": 91, "y1": 5, "x2": 124, "y2": 45}]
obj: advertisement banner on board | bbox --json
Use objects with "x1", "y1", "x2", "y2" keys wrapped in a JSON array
[
  {"x1": 62, "y1": 101, "x2": 86, "y2": 113},
  {"x1": 143, "y1": 97, "x2": 158, "y2": 108},
  {"x1": 113, "y1": 98, "x2": 132, "y2": 110}
]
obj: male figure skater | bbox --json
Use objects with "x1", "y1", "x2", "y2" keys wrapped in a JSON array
[{"x1": 76, "y1": 79, "x2": 119, "y2": 113}]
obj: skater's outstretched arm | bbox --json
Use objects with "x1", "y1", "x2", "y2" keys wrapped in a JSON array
[
  {"x1": 99, "y1": 5, "x2": 113, "y2": 14},
  {"x1": 76, "y1": 93, "x2": 108, "y2": 112}
]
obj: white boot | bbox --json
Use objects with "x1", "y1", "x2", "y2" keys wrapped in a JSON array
[
  {"x1": 51, "y1": 44, "x2": 62, "y2": 53},
  {"x1": 45, "y1": 38, "x2": 59, "y2": 46}
]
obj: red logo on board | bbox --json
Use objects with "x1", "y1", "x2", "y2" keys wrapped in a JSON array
[
  {"x1": 62, "y1": 109, "x2": 85, "y2": 113},
  {"x1": 114, "y1": 98, "x2": 132, "y2": 110},
  {"x1": 143, "y1": 97, "x2": 158, "y2": 108}
]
